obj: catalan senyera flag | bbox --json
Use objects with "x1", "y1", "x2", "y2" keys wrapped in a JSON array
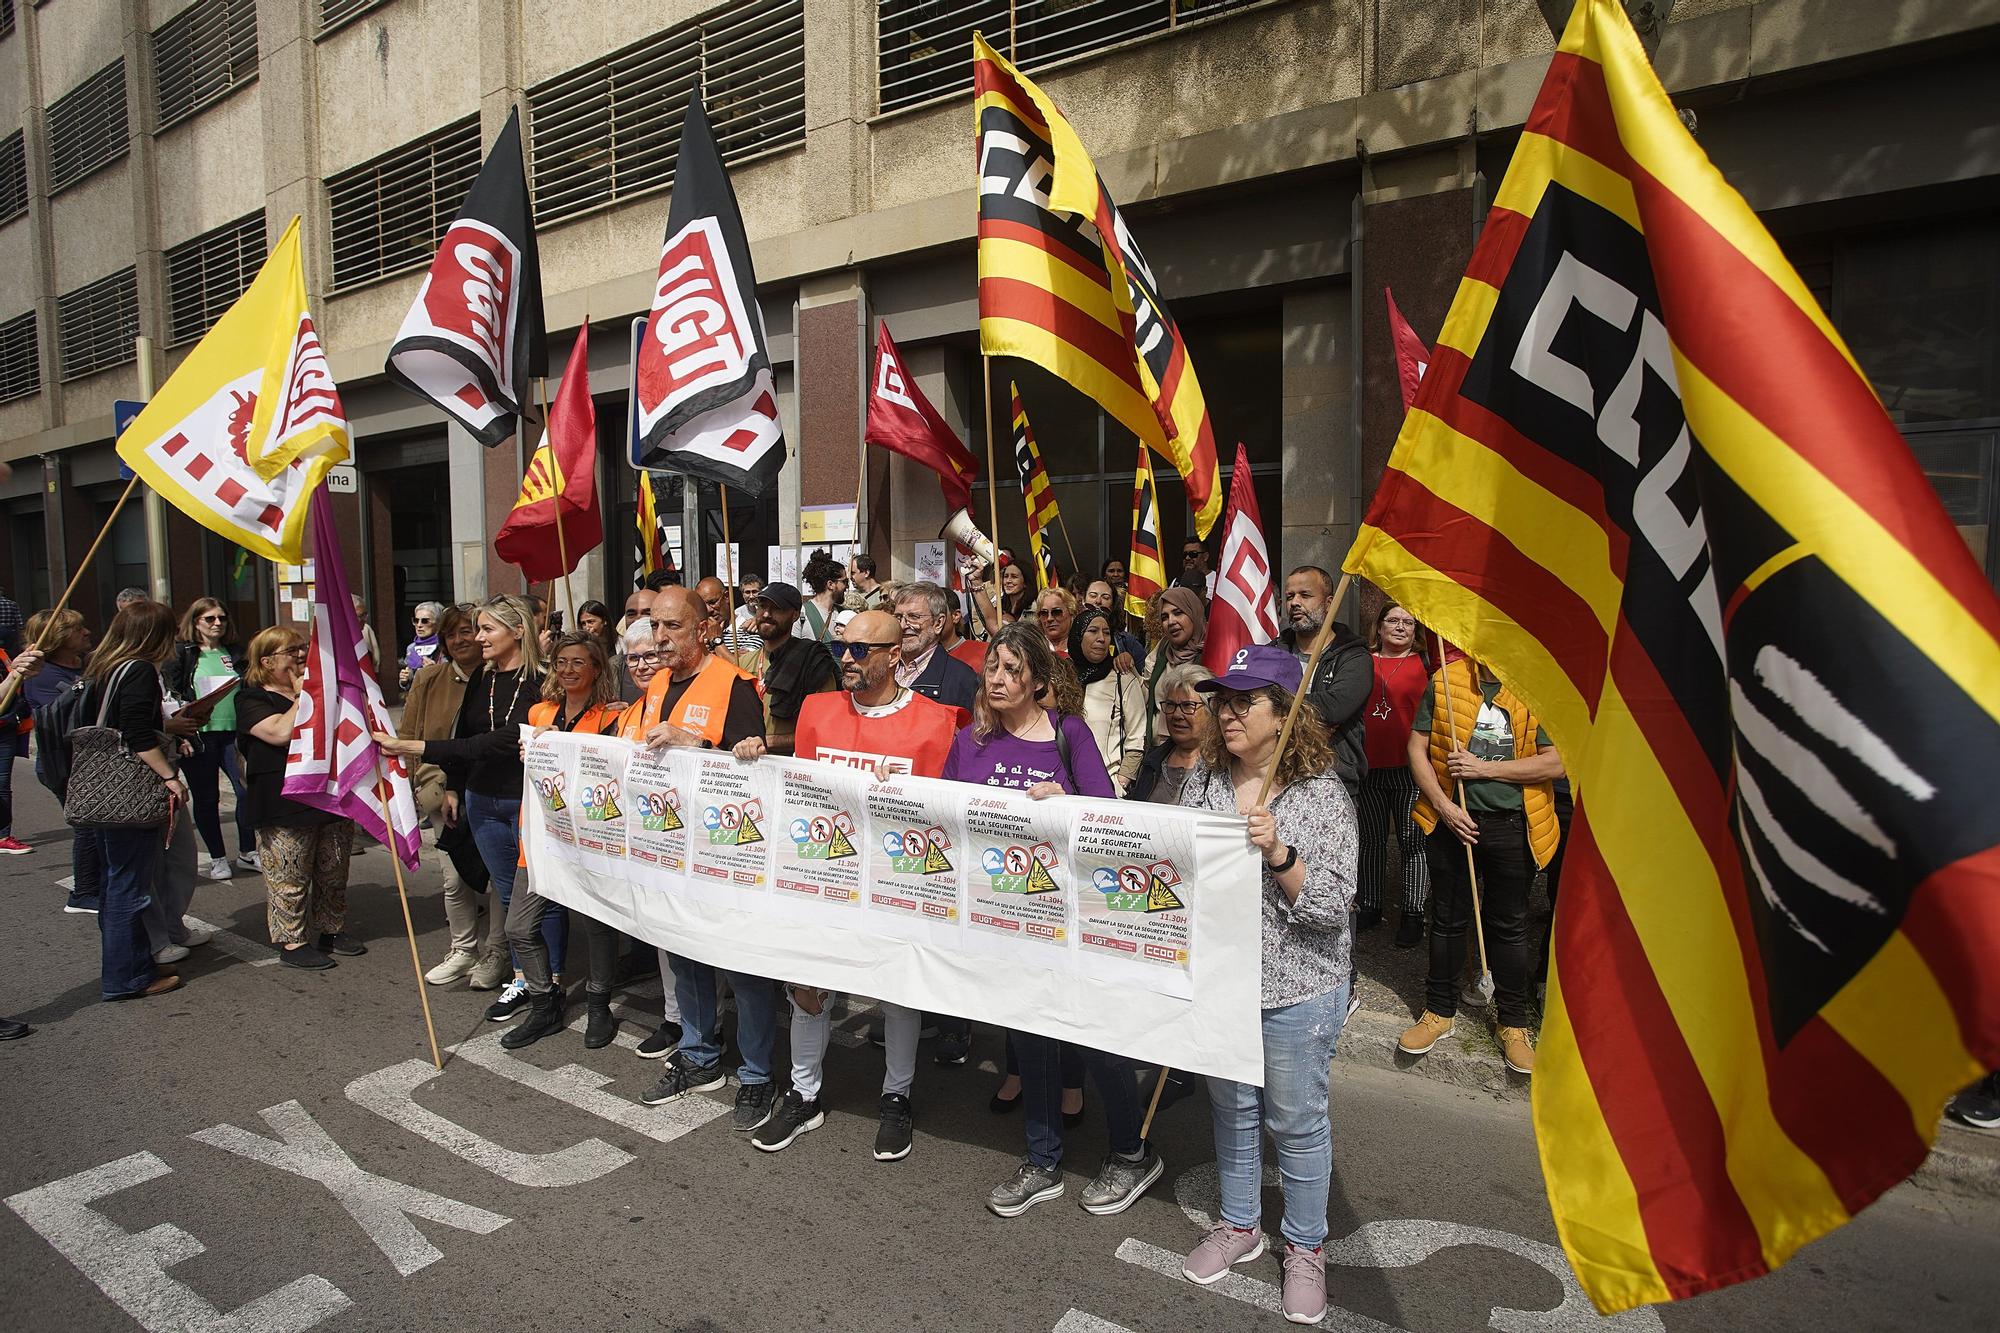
[
  {"x1": 1124, "y1": 439, "x2": 1166, "y2": 622},
  {"x1": 973, "y1": 35, "x2": 1223, "y2": 537},
  {"x1": 1010, "y1": 386, "x2": 1060, "y2": 591},
  {"x1": 1343, "y1": 0, "x2": 2000, "y2": 1313},
  {"x1": 115, "y1": 217, "x2": 348, "y2": 563}
]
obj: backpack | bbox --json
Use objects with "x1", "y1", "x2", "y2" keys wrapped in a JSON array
[{"x1": 32, "y1": 675, "x2": 88, "y2": 799}]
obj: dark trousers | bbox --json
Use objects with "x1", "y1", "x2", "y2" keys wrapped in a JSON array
[
  {"x1": 97, "y1": 825, "x2": 160, "y2": 998},
  {"x1": 1425, "y1": 811, "x2": 1535, "y2": 1027},
  {"x1": 182, "y1": 732, "x2": 253, "y2": 859},
  {"x1": 71, "y1": 827, "x2": 104, "y2": 906},
  {"x1": 1016, "y1": 1033, "x2": 1142, "y2": 1168},
  {"x1": 0, "y1": 725, "x2": 15, "y2": 838},
  {"x1": 1537, "y1": 788, "x2": 1574, "y2": 984}
]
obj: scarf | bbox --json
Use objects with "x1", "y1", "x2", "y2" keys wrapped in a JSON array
[
  {"x1": 1068, "y1": 608, "x2": 1115, "y2": 687},
  {"x1": 1157, "y1": 587, "x2": 1207, "y2": 666}
]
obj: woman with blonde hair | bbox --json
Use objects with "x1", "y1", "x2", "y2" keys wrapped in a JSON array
[
  {"x1": 169, "y1": 597, "x2": 253, "y2": 880},
  {"x1": 77, "y1": 601, "x2": 185, "y2": 1000},
  {"x1": 1175, "y1": 645, "x2": 1357, "y2": 1323},
  {"x1": 375, "y1": 593, "x2": 549, "y2": 1021},
  {"x1": 1144, "y1": 587, "x2": 1206, "y2": 741},
  {"x1": 236, "y1": 625, "x2": 362, "y2": 970}
]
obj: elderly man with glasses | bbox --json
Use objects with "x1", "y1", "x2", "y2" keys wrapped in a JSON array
[{"x1": 891, "y1": 582, "x2": 980, "y2": 714}]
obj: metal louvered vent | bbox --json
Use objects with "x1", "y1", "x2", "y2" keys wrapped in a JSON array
[
  {"x1": 0, "y1": 130, "x2": 26, "y2": 223},
  {"x1": 56, "y1": 268, "x2": 140, "y2": 381},
  {"x1": 0, "y1": 1, "x2": 16, "y2": 43},
  {"x1": 47, "y1": 58, "x2": 129, "y2": 192},
  {"x1": 0, "y1": 310, "x2": 38, "y2": 402},
  {"x1": 319, "y1": 0, "x2": 389, "y2": 32},
  {"x1": 878, "y1": 0, "x2": 1266, "y2": 113},
  {"x1": 325, "y1": 116, "x2": 480, "y2": 291},
  {"x1": 530, "y1": 0, "x2": 806, "y2": 226},
  {"x1": 166, "y1": 212, "x2": 267, "y2": 345},
  {"x1": 155, "y1": 0, "x2": 259, "y2": 130}
]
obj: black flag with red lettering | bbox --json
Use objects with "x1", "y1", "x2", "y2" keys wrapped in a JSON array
[
  {"x1": 632, "y1": 89, "x2": 786, "y2": 497},
  {"x1": 385, "y1": 107, "x2": 547, "y2": 446}
]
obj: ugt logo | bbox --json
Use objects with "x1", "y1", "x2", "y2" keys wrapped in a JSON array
[
  {"x1": 637, "y1": 217, "x2": 756, "y2": 427},
  {"x1": 416, "y1": 221, "x2": 521, "y2": 390}
]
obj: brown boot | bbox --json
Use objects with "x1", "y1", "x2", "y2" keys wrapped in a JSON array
[
  {"x1": 1397, "y1": 1010, "x2": 1453, "y2": 1056},
  {"x1": 1498, "y1": 1025, "x2": 1537, "y2": 1075},
  {"x1": 108, "y1": 975, "x2": 184, "y2": 1002}
]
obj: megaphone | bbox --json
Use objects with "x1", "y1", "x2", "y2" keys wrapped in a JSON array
[{"x1": 941, "y1": 508, "x2": 998, "y2": 568}]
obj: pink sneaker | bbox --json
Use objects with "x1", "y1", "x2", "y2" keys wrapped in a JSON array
[
  {"x1": 1182, "y1": 1224, "x2": 1266, "y2": 1284},
  {"x1": 0, "y1": 836, "x2": 30, "y2": 855},
  {"x1": 1282, "y1": 1243, "x2": 1327, "y2": 1324}
]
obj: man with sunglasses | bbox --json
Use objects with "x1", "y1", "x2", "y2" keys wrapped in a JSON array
[
  {"x1": 1177, "y1": 541, "x2": 1215, "y2": 601},
  {"x1": 731, "y1": 610, "x2": 964, "y2": 1162},
  {"x1": 734, "y1": 583, "x2": 839, "y2": 757}
]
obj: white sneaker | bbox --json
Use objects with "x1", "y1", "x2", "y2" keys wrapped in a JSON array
[
  {"x1": 234, "y1": 851, "x2": 262, "y2": 872},
  {"x1": 206, "y1": 857, "x2": 234, "y2": 881},
  {"x1": 425, "y1": 950, "x2": 478, "y2": 985},
  {"x1": 180, "y1": 924, "x2": 216, "y2": 947},
  {"x1": 154, "y1": 944, "x2": 191, "y2": 964}
]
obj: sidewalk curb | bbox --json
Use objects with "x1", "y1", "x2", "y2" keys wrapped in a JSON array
[{"x1": 1338, "y1": 1004, "x2": 2000, "y2": 1200}]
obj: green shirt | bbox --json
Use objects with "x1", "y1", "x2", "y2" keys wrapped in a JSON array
[
  {"x1": 1412, "y1": 677, "x2": 1552, "y2": 814},
  {"x1": 195, "y1": 646, "x2": 239, "y2": 732}
]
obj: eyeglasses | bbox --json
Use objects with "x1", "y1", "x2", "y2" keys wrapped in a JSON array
[
  {"x1": 1160, "y1": 700, "x2": 1205, "y2": 716},
  {"x1": 894, "y1": 611, "x2": 937, "y2": 625},
  {"x1": 830, "y1": 640, "x2": 899, "y2": 660},
  {"x1": 1380, "y1": 616, "x2": 1417, "y2": 629},
  {"x1": 1210, "y1": 694, "x2": 1265, "y2": 719},
  {"x1": 1035, "y1": 608, "x2": 1066, "y2": 619},
  {"x1": 199, "y1": 614, "x2": 227, "y2": 623},
  {"x1": 264, "y1": 647, "x2": 307, "y2": 660},
  {"x1": 628, "y1": 651, "x2": 661, "y2": 666}
]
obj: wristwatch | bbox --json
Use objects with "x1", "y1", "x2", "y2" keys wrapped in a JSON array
[{"x1": 1267, "y1": 843, "x2": 1299, "y2": 873}]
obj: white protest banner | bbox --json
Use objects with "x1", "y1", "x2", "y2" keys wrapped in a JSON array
[{"x1": 521, "y1": 732, "x2": 1265, "y2": 1084}]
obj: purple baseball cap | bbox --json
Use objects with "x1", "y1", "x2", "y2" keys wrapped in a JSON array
[{"x1": 1196, "y1": 642, "x2": 1304, "y2": 696}]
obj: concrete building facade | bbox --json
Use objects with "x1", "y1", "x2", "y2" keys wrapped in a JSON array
[{"x1": 0, "y1": 0, "x2": 1996, "y2": 666}]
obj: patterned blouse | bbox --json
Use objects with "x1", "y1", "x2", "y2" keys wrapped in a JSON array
[{"x1": 1178, "y1": 761, "x2": 1358, "y2": 1008}]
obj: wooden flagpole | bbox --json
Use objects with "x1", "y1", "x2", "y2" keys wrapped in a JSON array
[
  {"x1": 719, "y1": 482, "x2": 738, "y2": 643},
  {"x1": 372, "y1": 755, "x2": 444, "y2": 1070},
  {"x1": 0, "y1": 472, "x2": 144, "y2": 713},
  {"x1": 537, "y1": 377, "x2": 575, "y2": 622},
  {"x1": 1435, "y1": 632, "x2": 1493, "y2": 990},
  {"x1": 1053, "y1": 507, "x2": 1082, "y2": 584}
]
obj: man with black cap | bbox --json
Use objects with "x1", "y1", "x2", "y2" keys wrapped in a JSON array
[{"x1": 736, "y1": 582, "x2": 839, "y2": 757}]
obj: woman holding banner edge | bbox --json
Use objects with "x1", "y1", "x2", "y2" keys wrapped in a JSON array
[{"x1": 1175, "y1": 643, "x2": 1358, "y2": 1326}]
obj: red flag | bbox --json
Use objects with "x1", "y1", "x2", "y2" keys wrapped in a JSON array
[
  {"x1": 865, "y1": 322, "x2": 977, "y2": 512},
  {"x1": 495, "y1": 325, "x2": 600, "y2": 581},
  {"x1": 1385, "y1": 288, "x2": 1431, "y2": 413},
  {"x1": 1201, "y1": 443, "x2": 1281, "y2": 674}
]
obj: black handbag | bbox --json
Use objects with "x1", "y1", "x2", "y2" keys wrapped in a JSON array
[{"x1": 64, "y1": 661, "x2": 172, "y2": 830}]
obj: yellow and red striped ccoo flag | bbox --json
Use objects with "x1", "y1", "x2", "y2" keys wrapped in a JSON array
[
  {"x1": 1124, "y1": 439, "x2": 1166, "y2": 622},
  {"x1": 1010, "y1": 385, "x2": 1060, "y2": 591},
  {"x1": 973, "y1": 34, "x2": 1223, "y2": 536},
  {"x1": 1343, "y1": 0, "x2": 2000, "y2": 1313}
]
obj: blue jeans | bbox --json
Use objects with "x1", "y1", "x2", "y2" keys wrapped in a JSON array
[
  {"x1": 465, "y1": 790, "x2": 565, "y2": 975},
  {"x1": 1018, "y1": 1033, "x2": 1144, "y2": 1169},
  {"x1": 97, "y1": 825, "x2": 160, "y2": 998},
  {"x1": 71, "y1": 828, "x2": 103, "y2": 906},
  {"x1": 1208, "y1": 982, "x2": 1349, "y2": 1248},
  {"x1": 672, "y1": 960, "x2": 779, "y2": 1086}
]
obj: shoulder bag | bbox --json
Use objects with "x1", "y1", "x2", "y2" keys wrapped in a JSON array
[{"x1": 65, "y1": 661, "x2": 172, "y2": 829}]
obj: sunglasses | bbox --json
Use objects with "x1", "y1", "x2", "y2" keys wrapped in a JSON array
[
  {"x1": 199, "y1": 614, "x2": 227, "y2": 623},
  {"x1": 830, "y1": 640, "x2": 899, "y2": 660},
  {"x1": 1035, "y1": 608, "x2": 1066, "y2": 619},
  {"x1": 1182, "y1": 550, "x2": 1204, "y2": 560}
]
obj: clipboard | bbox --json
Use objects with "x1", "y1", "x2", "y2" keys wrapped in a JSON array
[{"x1": 187, "y1": 677, "x2": 240, "y2": 715}]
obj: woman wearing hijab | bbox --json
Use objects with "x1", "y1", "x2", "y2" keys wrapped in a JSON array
[
  {"x1": 1144, "y1": 587, "x2": 1206, "y2": 742},
  {"x1": 1070, "y1": 607, "x2": 1148, "y2": 793}
]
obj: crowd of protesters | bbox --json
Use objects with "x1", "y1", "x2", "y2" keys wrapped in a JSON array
[{"x1": 3, "y1": 539, "x2": 1992, "y2": 1327}]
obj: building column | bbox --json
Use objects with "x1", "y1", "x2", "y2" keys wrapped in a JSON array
[
  {"x1": 1279, "y1": 284, "x2": 1353, "y2": 580},
  {"x1": 796, "y1": 271, "x2": 867, "y2": 552}
]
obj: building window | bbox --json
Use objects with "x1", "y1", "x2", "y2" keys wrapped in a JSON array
[
  {"x1": 165, "y1": 212, "x2": 267, "y2": 345},
  {"x1": 154, "y1": 0, "x2": 259, "y2": 131},
  {"x1": 0, "y1": 1, "x2": 15, "y2": 43},
  {"x1": 47, "y1": 58, "x2": 129, "y2": 192},
  {"x1": 325, "y1": 116, "x2": 480, "y2": 290},
  {"x1": 0, "y1": 310, "x2": 38, "y2": 401},
  {"x1": 0, "y1": 129, "x2": 26, "y2": 223},
  {"x1": 530, "y1": 0, "x2": 806, "y2": 225},
  {"x1": 56, "y1": 268, "x2": 140, "y2": 381},
  {"x1": 877, "y1": 0, "x2": 1266, "y2": 113},
  {"x1": 319, "y1": 0, "x2": 390, "y2": 33}
]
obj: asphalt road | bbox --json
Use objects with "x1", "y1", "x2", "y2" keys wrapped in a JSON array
[{"x1": 2, "y1": 776, "x2": 1996, "y2": 1333}]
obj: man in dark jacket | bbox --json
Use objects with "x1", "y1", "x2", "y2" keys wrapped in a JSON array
[
  {"x1": 1279, "y1": 566, "x2": 1370, "y2": 797},
  {"x1": 738, "y1": 583, "x2": 838, "y2": 755},
  {"x1": 891, "y1": 583, "x2": 980, "y2": 715}
]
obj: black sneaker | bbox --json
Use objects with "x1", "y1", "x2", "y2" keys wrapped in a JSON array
[
  {"x1": 636, "y1": 1019, "x2": 683, "y2": 1059},
  {"x1": 63, "y1": 895, "x2": 100, "y2": 914},
  {"x1": 583, "y1": 997, "x2": 619, "y2": 1050},
  {"x1": 873, "y1": 1092, "x2": 915, "y2": 1161},
  {"x1": 1947, "y1": 1078, "x2": 2000, "y2": 1130},
  {"x1": 934, "y1": 1029, "x2": 971, "y2": 1066},
  {"x1": 317, "y1": 932, "x2": 368, "y2": 956},
  {"x1": 1393, "y1": 911, "x2": 1426, "y2": 949},
  {"x1": 751, "y1": 1088, "x2": 824, "y2": 1152},
  {"x1": 733, "y1": 1082, "x2": 777, "y2": 1132},
  {"x1": 484, "y1": 978, "x2": 530, "y2": 1020},
  {"x1": 640, "y1": 1056, "x2": 725, "y2": 1105},
  {"x1": 280, "y1": 944, "x2": 336, "y2": 970}
]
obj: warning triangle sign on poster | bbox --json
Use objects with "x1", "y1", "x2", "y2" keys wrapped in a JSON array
[
  {"x1": 1025, "y1": 860, "x2": 1060, "y2": 894},
  {"x1": 593, "y1": 792, "x2": 622, "y2": 820},
  {"x1": 737, "y1": 814, "x2": 764, "y2": 845},
  {"x1": 827, "y1": 826, "x2": 857, "y2": 859},
  {"x1": 1146, "y1": 876, "x2": 1185, "y2": 912},
  {"x1": 649, "y1": 803, "x2": 682, "y2": 832},
  {"x1": 923, "y1": 842, "x2": 953, "y2": 875}
]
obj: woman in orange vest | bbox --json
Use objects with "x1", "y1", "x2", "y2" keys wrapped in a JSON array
[
  {"x1": 1396, "y1": 654, "x2": 1563, "y2": 1077},
  {"x1": 499, "y1": 632, "x2": 628, "y2": 1051}
]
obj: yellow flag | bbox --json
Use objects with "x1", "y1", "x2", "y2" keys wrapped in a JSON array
[{"x1": 115, "y1": 217, "x2": 350, "y2": 562}]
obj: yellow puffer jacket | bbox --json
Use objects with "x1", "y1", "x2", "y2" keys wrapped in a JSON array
[{"x1": 1411, "y1": 658, "x2": 1560, "y2": 868}]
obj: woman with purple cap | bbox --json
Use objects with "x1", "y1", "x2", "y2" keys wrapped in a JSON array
[{"x1": 1174, "y1": 642, "x2": 1357, "y2": 1326}]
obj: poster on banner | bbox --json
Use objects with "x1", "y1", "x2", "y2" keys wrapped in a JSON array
[
  {"x1": 962, "y1": 791, "x2": 1072, "y2": 963},
  {"x1": 625, "y1": 748, "x2": 691, "y2": 874},
  {"x1": 1072, "y1": 805, "x2": 1197, "y2": 999},
  {"x1": 525, "y1": 741, "x2": 577, "y2": 855},
  {"x1": 688, "y1": 749, "x2": 774, "y2": 893},
  {"x1": 914, "y1": 540, "x2": 947, "y2": 587},
  {"x1": 573, "y1": 744, "x2": 627, "y2": 859},
  {"x1": 772, "y1": 760, "x2": 867, "y2": 912},
  {"x1": 864, "y1": 779, "x2": 966, "y2": 940}
]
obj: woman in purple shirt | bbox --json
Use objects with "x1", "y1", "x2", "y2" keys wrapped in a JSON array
[{"x1": 943, "y1": 623, "x2": 1163, "y2": 1222}]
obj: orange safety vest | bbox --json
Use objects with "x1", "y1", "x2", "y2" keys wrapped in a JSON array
[
  {"x1": 1411, "y1": 657, "x2": 1560, "y2": 868},
  {"x1": 525, "y1": 698, "x2": 627, "y2": 736},
  {"x1": 616, "y1": 651, "x2": 752, "y2": 745}
]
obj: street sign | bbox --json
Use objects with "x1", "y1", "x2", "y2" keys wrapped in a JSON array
[
  {"x1": 324, "y1": 464, "x2": 359, "y2": 494},
  {"x1": 114, "y1": 398, "x2": 144, "y2": 480}
]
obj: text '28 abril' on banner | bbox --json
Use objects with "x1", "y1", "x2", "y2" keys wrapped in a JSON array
[{"x1": 1342, "y1": 0, "x2": 2000, "y2": 1313}]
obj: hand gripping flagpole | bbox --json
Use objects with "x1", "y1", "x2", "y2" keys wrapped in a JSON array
[
  {"x1": 1140, "y1": 571, "x2": 1353, "y2": 1141},
  {"x1": 1435, "y1": 632, "x2": 1494, "y2": 1000},
  {"x1": 374, "y1": 751, "x2": 444, "y2": 1070},
  {"x1": 0, "y1": 473, "x2": 143, "y2": 713}
]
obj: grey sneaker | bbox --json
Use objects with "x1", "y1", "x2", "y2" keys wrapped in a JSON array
[
  {"x1": 733, "y1": 1081, "x2": 777, "y2": 1132},
  {"x1": 1282, "y1": 1243, "x2": 1327, "y2": 1323},
  {"x1": 1182, "y1": 1224, "x2": 1266, "y2": 1284},
  {"x1": 640, "y1": 1056, "x2": 725, "y2": 1106},
  {"x1": 1079, "y1": 1145, "x2": 1164, "y2": 1216},
  {"x1": 986, "y1": 1159, "x2": 1064, "y2": 1217},
  {"x1": 751, "y1": 1089, "x2": 823, "y2": 1151}
]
